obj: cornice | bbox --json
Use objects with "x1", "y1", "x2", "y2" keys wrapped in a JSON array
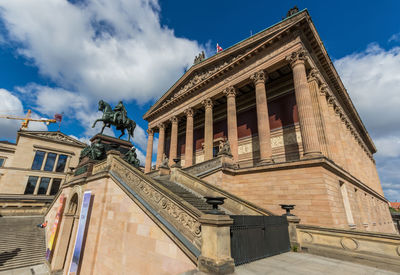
[{"x1": 143, "y1": 11, "x2": 310, "y2": 121}]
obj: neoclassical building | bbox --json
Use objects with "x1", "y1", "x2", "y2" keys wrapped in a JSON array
[{"x1": 143, "y1": 9, "x2": 395, "y2": 233}]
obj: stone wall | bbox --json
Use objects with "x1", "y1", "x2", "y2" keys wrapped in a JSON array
[
  {"x1": 202, "y1": 161, "x2": 395, "y2": 234},
  {"x1": 45, "y1": 177, "x2": 195, "y2": 274}
]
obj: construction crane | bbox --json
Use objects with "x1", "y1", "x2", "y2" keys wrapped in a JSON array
[{"x1": 0, "y1": 109, "x2": 58, "y2": 130}]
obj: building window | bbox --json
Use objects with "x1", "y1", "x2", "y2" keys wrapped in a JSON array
[
  {"x1": 38, "y1": 177, "x2": 51, "y2": 195},
  {"x1": 56, "y1": 154, "x2": 68, "y2": 172},
  {"x1": 31, "y1": 151, "x2": 46, "y2": 170},
  {"x1": 44, "y1": 153, "x2": 57, "y2": 171},
  {"x1": 50, "y1": 178, "x2": 62, "y2": 195},
  {"x1": 24, "y1": 176, "x2": 39, "y2": 194},
  {"x1": 0, "y1": 157, "x2": 5, "y2": 167}
]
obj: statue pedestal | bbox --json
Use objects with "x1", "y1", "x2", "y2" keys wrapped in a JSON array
[
  {"x1": 90, "y1": 134, "x2": 133, "y2": 154},
  {"x1": 73, "y1": 134, "x2": 134, "y2": 179}
]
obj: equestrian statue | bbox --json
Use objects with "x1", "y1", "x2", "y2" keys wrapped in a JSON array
[{"x1": 92, "y1": 100, "x2": 136, "y2": 141}]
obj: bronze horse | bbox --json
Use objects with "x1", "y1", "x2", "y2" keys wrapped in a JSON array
[{"x1": 92, "y1": 100, "x2": 136, "y2": 141}]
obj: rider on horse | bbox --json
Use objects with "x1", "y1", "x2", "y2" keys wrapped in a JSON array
[{"x1": 113, "y1": 101, "x2": 128, "y2": 126}]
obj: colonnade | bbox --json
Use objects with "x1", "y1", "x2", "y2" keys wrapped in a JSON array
[{"x1": 144, "y1": 48, "x2": 322, "y2": 173}]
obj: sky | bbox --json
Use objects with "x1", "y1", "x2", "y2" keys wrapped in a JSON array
[{"x1": 0, "y1": 0, "x2": 399, "y2": 201}]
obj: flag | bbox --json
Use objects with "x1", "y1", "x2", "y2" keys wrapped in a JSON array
[
  {"x1": 54, "y1": 113, "x2": 62, "y2": 122},
  {"x1": 217, "y1": 43, "x2": 223, "y2": 53}
]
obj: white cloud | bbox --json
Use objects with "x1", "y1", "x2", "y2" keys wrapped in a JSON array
[
  {"x1": 389, "y1": 33, "x2": 400, "y2": 43},
  {"x1": 0, "y1": 0, "x2": 202, "y2": 104},
  {"x1": 334, "y1": 43, "x2": 400, "y2": 138},
  {"x1": 0, "y1": 89, "x2": 47, "y2": 139},
  {"x1": 335, "y1": 42, "x2": 400, "y2": 201}
]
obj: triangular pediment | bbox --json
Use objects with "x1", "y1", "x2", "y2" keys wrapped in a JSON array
[
  {"x1": 143, "y1": 10, "x2": 308, "y2": 120},
  {"x1": 18, "y1": 131, "x2": 87, "y2": 148}
]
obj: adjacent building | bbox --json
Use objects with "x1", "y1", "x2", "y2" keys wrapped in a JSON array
[
  {"x1": 0, "y1": 131, "x2": 86, "y2": 196},
  {"x1": 143, "y1": 9, "x2": 396, "y2": 233}
]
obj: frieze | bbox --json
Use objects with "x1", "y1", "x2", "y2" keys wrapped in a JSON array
[
  {"x1": 109, "y1": 157, "x2": 202, "y2": 247},
  {"x1": 148, "y1": 34, "x2": 298, "y2": 120},
  {"x1": 92, "y1": 161, "x2": 109, "y2": 174}
]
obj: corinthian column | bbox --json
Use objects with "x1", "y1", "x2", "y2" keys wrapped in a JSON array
[
  {"x1": 156, "y1": 123, "x2": 165, "y2": 169},
  {"x1": 202, "y1": 98, "x2": 214, "y2": 161},
  {"x1": 145, "y1": 129, "x2": 154, "y2": 173},
  {"x1": 184, "y1": 108, "x2": 194, "y2": 167},
  {"x1": 169, "y1": 116, "x2": 179, "y2": 166},
  {"x1": 250, "y1": 70, "x2": 273, "y2": 164},
  {"x1": 287, "y1": 49, "x2": 321, "y2": 158},
  {"x1": 223, "y1": 86, "x2": 238, "y2": 161}
]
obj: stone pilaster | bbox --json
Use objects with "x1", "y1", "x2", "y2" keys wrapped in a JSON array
[
  {"x1": 250, "y1": 70, "x2": 273, "y2": 164},
  {"x1": 144, "y1": 128, "x2": 154, "y2": 173},
  {"x1": 202, "y1": 98, "x2": 214, "y2": 161},
  {"x1": 287, "y1": 49, "x2": 321, "y2": 158},
  {"x1": 223, "y1": 86, "x2": 239, "y2": 162},
  {"x1": 169, "y1": 116, "x2": 179, "y2": 166},
  {"x1": 155, "y1": 123, "x2": 165, "y2": 169},
  {"x1": 184, "y1": 108, "x2": 194, "y2": 167},
  {"x1": 308, "y1": 69, "x2": 330, "y2": 158}
]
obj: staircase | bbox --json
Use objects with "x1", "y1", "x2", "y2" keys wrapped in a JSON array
[
  {"x1": 0, "y1": 216, "x2": 46, "y2": 271},
  {"x1": 153, "y1": 176, "x2": 213, "y2": 212}
]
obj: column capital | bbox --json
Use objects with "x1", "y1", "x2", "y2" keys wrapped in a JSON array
[
  {"x1": 319, "y1": 83, "x2": 329, "y2": 96},
  {"x1": 170, "y1": 116, "x2": 179, "y2": 124},
  {"x1": 146, "y1": 128, "x2": 154, "y2": 135},
  {"x1": 202, "y1": 98, "x2": 213, "y2": 109},
  {"x1": 184, "y1": 107, "x2": 194, "y2": 117},
  {"x1": 307, "y1": 68, "x2": 320, "y2": 83},
  {"x1": 286, "y1": 48, "x2": 307, "y2": 68},
  {"x1": 250, "y1": 70, "x2": 267, "y2": 85},
  {"x1": 157, "y1": 122, "x2": 166, "y2": 130},
  {"x1": 223, "y1": 86, "x2": 237, "y2": 98}
]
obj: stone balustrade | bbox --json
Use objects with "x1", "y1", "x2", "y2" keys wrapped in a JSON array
[{"x1": 294, "y1": 223, "x2": 400, "y2": 272}]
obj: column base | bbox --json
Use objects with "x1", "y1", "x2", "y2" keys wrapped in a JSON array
[
  {"x1": 302, "y1": 151, "x2": 322, "y2": 159},
  {"x1": 257, "y1": 158, "x2": 274, "y2": 166},
  {"x1": 198, "y1": 256, "x2": 235, "y2": 275}
]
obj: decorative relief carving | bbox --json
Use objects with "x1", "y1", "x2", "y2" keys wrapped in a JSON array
[
  {"x1": 34, "y1": 132, "x2": 83, "y2": 146},
  {"x1": 340, "y1": 237, "x2": 359, "y2": 251},
  {"x1": 170, "y1": 116, "x2": 179, "y2": 124},
  {"x1": 223, "y1": 86, "x2": 237, "y2": 98},
  {"x1": 110, "y1": 157, "x2": 202, "y2": 246},
  {"x1": 92, "y1": 161, "x2": 109, "y2": 175},
  {"x1": 157, "y1": 122, "x2": 165, "y2": 130},
  {"x1": 270, "y1": 132, "x2": 302, "y2": 148},
  {"x1": 286, "y1": 48, "x2": 307, "y2": 67},
  {"x1": 146, "y1": 128, "x2": 154, "y2": 135},
  {"x1": 184, "y1": 108, "x2": 194, "y2": 117},
  {"x1": 202, "y1": 98, "x2": 213, "y2": 109},
  {"x1": 184, "y1": 157, "x2": 222, "y2": 176},
  {"x1": 162, "y1": 54, "x2": 243, "y2": 107},
  {"x1": 302, "y1": 232, "x2": 313, "y2": 243},
  {"x1": 250, "y1": 70, "x2": 266, "y2": 84}
]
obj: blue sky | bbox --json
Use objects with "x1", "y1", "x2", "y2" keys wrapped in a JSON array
[{"x1": 0, "y1": 1, "x2": 399, "y2": 201}]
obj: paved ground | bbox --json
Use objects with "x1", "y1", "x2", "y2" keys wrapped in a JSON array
[
  {"x1": 234, "y1": 252, "x2": 398, "y2": 275},
  {"x1": 183, "y1": 252, "x2": 398, "y2": 275},
  {"x1": 0, "y1": 264, "x2": 49, "y2": 275}
]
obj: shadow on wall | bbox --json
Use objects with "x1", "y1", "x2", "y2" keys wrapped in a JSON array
[{"x1": 0, "y1": 248, "x2": 21, "y2": 266}]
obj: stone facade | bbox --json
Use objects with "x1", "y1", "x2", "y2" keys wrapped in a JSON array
[
  {"x1": 0, "y1": 131, "x2": 85, "y2": 195},
  {"x1": 142, "y1": 10, "x2": 395, "y2": 233},
  {"x1": 45, "y1": 177, "x2": 195, "y2": 275}
]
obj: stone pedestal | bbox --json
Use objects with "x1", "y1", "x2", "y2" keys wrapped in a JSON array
[
  {"x1": 74, "y1": 134, "x2": 133, "y2": 179},
  {"x1": 198, "y1": 214, "x2": 235, "y2": 274},
  {"x1": 286, "y1": 215, "x2": 301, "y2": 250}
]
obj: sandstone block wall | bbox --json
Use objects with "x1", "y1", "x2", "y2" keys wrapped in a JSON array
[
  {"x1": 203, "y1": 166, "x2": 395, "y2": 234},
  {"x1": 45, "y1": 177, "x2": 195, "y2": 275}
]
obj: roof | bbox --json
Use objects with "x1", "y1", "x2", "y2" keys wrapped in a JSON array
[
  {"x1": 143, "y1": 8, "x2": 376, "y2": 156},
  {"x1": 390, "y1": 202, "x2": 400, "y2": 209},
  {"x1": 16, "y1": 130, "x2": 87, "y2": 148}
]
